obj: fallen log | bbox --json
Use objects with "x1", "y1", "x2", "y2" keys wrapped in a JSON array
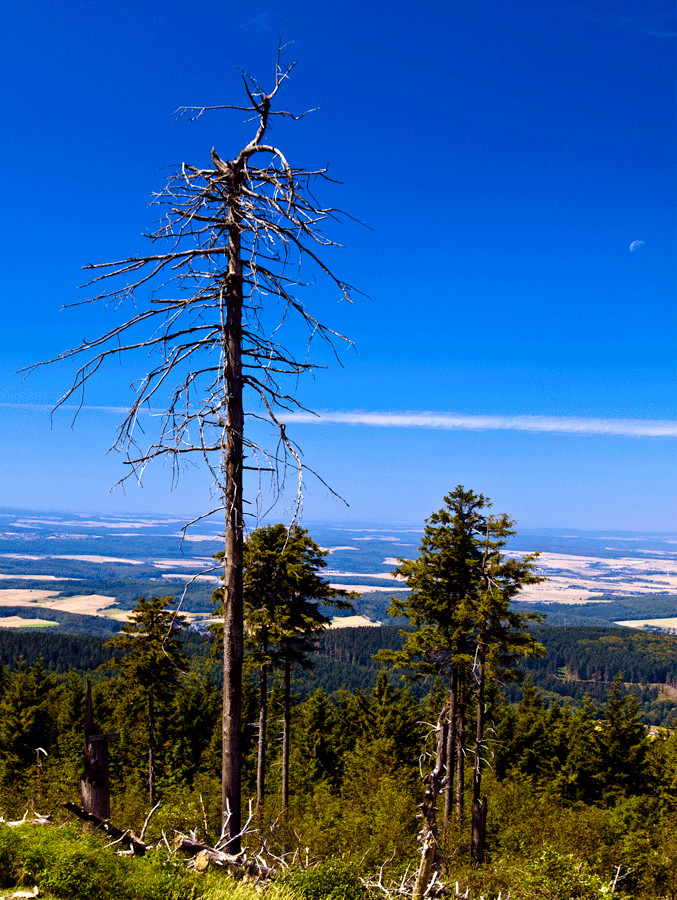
[
  {"x1": 173, "y1": 833, "x2": 275, "y2": 879},
  {"x1": 63, "y1": 802, "x2": 146, "y2": 856}
]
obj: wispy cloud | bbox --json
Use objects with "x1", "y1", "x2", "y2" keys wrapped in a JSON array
[
  {"x1": 551, "y1": 2, "x2": 677, "y2": 40},
  {"x1": 0, "y1": 402, "x2": 132, "y2": 415},
  {"x1": 279, "y1": 411, "x2": 677, "y2": 438},
  {"x1": 239, "y1": 12, "x2": 271, "y2": 31},
  {"x1": 3, "y1": 403, "x2": 675, "y2": 438}
]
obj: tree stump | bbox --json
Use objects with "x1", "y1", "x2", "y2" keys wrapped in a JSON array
[{"x1": 80, "y1": 679, "x2": 117, "y2": 820}]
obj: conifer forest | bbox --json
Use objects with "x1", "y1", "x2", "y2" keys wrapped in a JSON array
[{"x1": 2, "y1": 491, "x2": 677, "y2": 900}]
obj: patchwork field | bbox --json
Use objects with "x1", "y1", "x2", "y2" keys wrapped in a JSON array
[
  {"x1": 0, "y1": 511, "x2": 675, "y2": 631},
  {"x1": 508, "y1": 551, "x2": 677, "y2": 605}
]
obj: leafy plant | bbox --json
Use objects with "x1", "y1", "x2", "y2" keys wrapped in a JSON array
[
  {"x1": 280, "y1": 861, "x2": 367, "y2": 900},
  {"x1": 0, "y1": 824, "x2": 21, "y2": 887}
]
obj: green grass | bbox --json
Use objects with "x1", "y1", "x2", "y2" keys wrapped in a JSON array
[{"x1": 0, "y1": 822, "x2": 283, "y2": 900}]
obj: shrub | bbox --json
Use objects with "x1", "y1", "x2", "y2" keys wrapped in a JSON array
[
  {"x1": 14, "y1": 826, "x2": 123, "y2": 900},
  {"x1": 1, "y1": 824, "x2": 201, "y2": 900},
  {"x1": 0, "y1": 824, "x2": 21, "y2": 887},
  {"x1": 280, "y1": 862, "x2": 366, "y2": 900}
]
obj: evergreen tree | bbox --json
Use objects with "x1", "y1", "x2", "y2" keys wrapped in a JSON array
[
  {"x1": 215, "y1": 524, "x2": 350, "y2": 814},
  {"x1": 105, "y1": 595, "x2": 187, "y2": 806},
  {"x1": 598, "y1": 674, "x2": 648, "y2": 800},
  {"x1": 382, "y1": 486, "x2": 543, "y2": 866},
  {"x1": 557, "y1": 697, "x2": 603, "y2": 803},
  {"x1": 466, "y1": 507, "x2": 543, "y2": 863},
  {"x1": 0, "y1": 659, "x2": 57, "y2": 812},
  {"x1": 54, "y1": 670, "x2": 86, "y2": 800},
  {"x1": 496, "y1": 678, "x2": 551, "y2": 782},
  {"x1": 381, "y1": 487, "x2": 485, "y2": 831},
  {"x1": 165, "y1": 667, "x2": 221, "y2": 789},
  {"x1": 294, "y1": 688, "x2": 342, "y2": 793}
]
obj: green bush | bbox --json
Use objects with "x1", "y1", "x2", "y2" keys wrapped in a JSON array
[
  {"x1": 0, "y1": 824, "x2": 21, "y2": 887},
  {"x1": 0, "y1": 824, "x2": 200, "y2": 900},
  {"x1": 14, "y1": 826, "x2": 123, "y2": 899},
  {"x1": 508, "y1": 846, "x2": 615, "y2": 900},
  {"x1": 38, "y1": 845, "x2": 119, "y2": 900},
  {"x1": 280, "y1": 862, "x2": 366, "y2": 900}
]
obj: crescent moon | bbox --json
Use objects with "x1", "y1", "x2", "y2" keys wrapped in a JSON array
[{"x1": 629, "y1": 241, "x2": 646, "y2": 252}]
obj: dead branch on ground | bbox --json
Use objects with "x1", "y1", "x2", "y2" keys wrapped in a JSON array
[{"x1": 63, "y1": 801, "x2": 146, "y2": 856}]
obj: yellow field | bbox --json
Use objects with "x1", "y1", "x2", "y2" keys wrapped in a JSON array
[{"x1": 0, "y1": 616, "x2": 57, "y2": 628}]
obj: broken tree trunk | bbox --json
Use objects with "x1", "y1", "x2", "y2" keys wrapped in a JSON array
[
  {"x1": 470, "y1": 644, "x2": 487, "y2": 867},
  {"x1": 470, "y1": 797, "x2": 488, "y2": 868},
  {"x1": 81, "y1": 678, "x2": 118, "y2": 820},
  {"x1": 173, "y1": 833, "x2": 275, "y2": 879},
  {"x1": 63, "y1": 802, "x2": 146, "y2": 855},
  {"x1": 412, "y1": 707, "x2": 448, "y2": 900}
]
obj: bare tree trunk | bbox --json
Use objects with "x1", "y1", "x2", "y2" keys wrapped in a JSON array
[
  {"x1": 256, "y1": 662, "x2": 268, "y2": 815},
  {"x1": 412, "y1": 708, "x2": 447, "y2": 900},
  {"x1": 148, "y1": 692, "x2": 156, "y2": 808},
  {"x1": 80, "y1": 679, "x2": 111, "y2": 820},
  {"x1": 281, "y1": 653, "x2": 291, "y2": 810},
  {"x1": 222, "y1": 182, "x2": 245, "y2": 853},
  {"x1": 470, "y1": 647, "x2": 487, "y2": 867},
  {"x1": 455, "y1": 679, "x2": 465, "y2": 831},
  {"x1": 471, "y1": 797, "x2": 487, "y2": 868},
  {"x1": 443, "y1": 667, "x2": 457, "y2": 832}
]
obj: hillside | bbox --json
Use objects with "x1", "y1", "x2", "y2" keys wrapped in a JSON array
[{"x1": 3, "y1": 623, "x2": 677, "y2": 725}]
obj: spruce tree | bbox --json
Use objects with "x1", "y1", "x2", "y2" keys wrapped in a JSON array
[
  {"x1": 382, "y1": 486, "x2": 543, "y2": 867},
  {"x1": 105, "y1": 595, "x2": 187, "y2": 806}
]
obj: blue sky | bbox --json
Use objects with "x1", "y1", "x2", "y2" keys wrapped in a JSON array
[{"x1": 0, "y1": 0, "x2": 674, "y2": 531}]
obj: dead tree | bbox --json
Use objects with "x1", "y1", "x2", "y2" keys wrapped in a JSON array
[
  {"x1": 26, "y1": 52, "x2": 354, "y2": 852},
  {"x1": 413, "y1": 707, "x2": 449, "y2": 900},
  {"x1": 81, "y1": 679, "x2": 118, "y2": 820}
]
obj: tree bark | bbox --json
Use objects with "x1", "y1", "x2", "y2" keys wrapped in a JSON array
[
  {"x1": 455, "y1": 678, "x2": 465, "y2": 831},
  {"x1": 471, "y1": 646, "x2": 486, "y2": 867},
  {"x1": 80, "y1": 679, "x2": 111, "y2": 821},
  {"x1": 471, "y1": 797, "x2": 487, "y2": 867},
  {"x1": 222, "y1": 172, "x2": 245, "y2": 853},
  {"x1": 148, "y1": 691, "x2": 156, "y2": 807},
  {"x1": 256, "y1": 661, "x2": 268, "y2": 815},
  {"x1": 281, "y1": 652, "x2": 291, "y2": 810},
  {"x1": 443, "y1": 667, "x2": 457, "y2": 832}
]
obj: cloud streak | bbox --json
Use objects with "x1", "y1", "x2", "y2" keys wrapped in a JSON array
[
  {"x1": 3, "y1": 403, "x2": 675, "y2": 438},
  {"x1": 280, "y1": 411, "x2": 677, "y2": 438},
  {"x1": 0, "y1": 402, "x2": 133, "y2": 416}
]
